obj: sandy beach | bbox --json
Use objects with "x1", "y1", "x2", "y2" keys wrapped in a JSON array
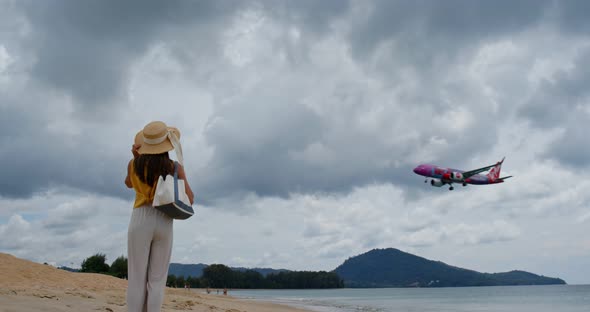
[{"x1": 0, "y1": 253, "x2": 310, "y2": 312}]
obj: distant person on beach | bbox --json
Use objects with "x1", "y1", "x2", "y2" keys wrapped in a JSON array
[{"x1": 125, "y1": 121, "x2": 195, "y2": 312}]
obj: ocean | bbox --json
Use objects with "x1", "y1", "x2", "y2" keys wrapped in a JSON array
[{"x1": 231, "y1": 285, "x2": 590, "y2": 312}]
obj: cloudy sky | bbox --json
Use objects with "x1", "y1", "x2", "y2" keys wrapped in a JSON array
[{"x1": 1, "y1": 0, "x2": 590, "y2": 284}]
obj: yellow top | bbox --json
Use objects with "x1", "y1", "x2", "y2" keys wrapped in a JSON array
[{"x1": 129, "y1": 160, "x2": 156, "y2": 208}]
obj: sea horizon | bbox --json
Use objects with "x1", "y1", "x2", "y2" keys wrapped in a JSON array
[{"x1": 231, "y1": 284, "x2": 590, "y2": 312}]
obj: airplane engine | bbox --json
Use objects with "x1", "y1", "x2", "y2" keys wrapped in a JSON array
[{"x1": 430, "y1": 179, "x2": 444, "y2": 187}]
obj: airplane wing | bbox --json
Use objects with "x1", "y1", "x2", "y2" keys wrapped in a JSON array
[
  {"x1": 461, "y1": 157, "x2": 506, "y2": 179},
  {"x1": 461, "y1": 163, "x2": 498, "y2": 179}
]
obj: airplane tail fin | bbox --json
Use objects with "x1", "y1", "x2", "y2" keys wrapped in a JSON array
[{"x1": 487, "y1": 157, "x2": 505, "y2": 182}]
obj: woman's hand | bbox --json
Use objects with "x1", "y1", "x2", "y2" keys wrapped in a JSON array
[{"x1": 131, "y1": 144, "x2": 141, "y2": 158}]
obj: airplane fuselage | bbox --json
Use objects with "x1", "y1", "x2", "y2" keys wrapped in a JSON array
[{"x1": 413, "y1": 164, "x2": 503, "y2": 185}]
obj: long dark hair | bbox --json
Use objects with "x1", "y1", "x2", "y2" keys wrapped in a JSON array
[{"x1": 133, "y1": 152, "x2": 174, "y2": 186}]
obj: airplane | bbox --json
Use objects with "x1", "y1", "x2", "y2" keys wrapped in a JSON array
[{"x1": 413, "y1": 157, "x2": 512, "y2": 190}]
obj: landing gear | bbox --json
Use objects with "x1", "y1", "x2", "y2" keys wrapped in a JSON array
[
  {"x1": 449, "y1": 186, "x2": 454, "y2": 191},
  {"x1": 462, "y1": 182, "x2": 467, "y2": 187},
  {"x1": 424, "y1": 179, "x2": 428, "y2": 183}
]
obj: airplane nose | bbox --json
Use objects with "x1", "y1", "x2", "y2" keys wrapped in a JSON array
[{"x1": 413, "y1": 167, "x2": 420, "y2": 174}]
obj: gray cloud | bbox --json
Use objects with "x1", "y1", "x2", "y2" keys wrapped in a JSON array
[
  {"x1": 545, "y1": 115, "x2": 590, "y2": 167},
  {"x1": 0, "y1": 192, "x2": 131, "y2": 267},
  {"x1": 519, "y1": 48, "x2": 590, "y2": 167},
  {"x1": 3, "y1": 0, "x2": 588, "y2": 201},
  {"x1": 0, "y1": 100, "x2": 128, "y2": 198},
  {"x1": 0, "y1": 0, "x2": 245, "y2": 198},
  {"x1": 520, "y1": 51, "x2": 590, "y2": 128},
  {"x1": 554, "y1": 0, "x2": 590, "y2": 34},
  {"x1": 202, "y1": 95, "x2": 325, "y2": 198},
  {"x1": 348, "y1": 1, "x2": 549, "y2": 64},
  {"x1": 262, "y1": 0, "x2": 350, "y2": 33},
  {"x1": 18, "y1": 0, "x2": 244, "y2": 106}
]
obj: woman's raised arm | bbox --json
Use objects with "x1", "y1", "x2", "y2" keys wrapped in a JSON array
[
  {"x1": 124, "y1": 159, "x2": 133, "y2": 188},
  {"x1": 177, "y1": 164, "x2": 195, "y2": 205}
]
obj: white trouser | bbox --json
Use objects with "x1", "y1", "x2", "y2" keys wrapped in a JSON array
[{"x1": 127, "y1": 205, "x2": 173, "y2": 312}]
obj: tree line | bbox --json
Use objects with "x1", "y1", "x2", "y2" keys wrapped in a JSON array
[
  {"x1": 168, "y1": 264, "x2": 344, "y2": 289},
  {"x1": 75, "y1": 254, "x2": 343, "y2": 289},
  {"x1": 76, "y1": 253, "x2": 128, "y2": 279}
]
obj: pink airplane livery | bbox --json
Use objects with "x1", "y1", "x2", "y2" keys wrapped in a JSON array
[{"x1": 413, "y1": 157, "x2": 512, "y2": 190}]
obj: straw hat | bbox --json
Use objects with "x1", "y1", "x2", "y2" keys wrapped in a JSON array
[{"x1": 134, "y1": 121, "x2": 181, "y2": 155}]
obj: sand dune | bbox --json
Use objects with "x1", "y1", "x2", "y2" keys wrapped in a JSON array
[{"x1": 0, "y1": 253, "x2": 309, "y2": 312}]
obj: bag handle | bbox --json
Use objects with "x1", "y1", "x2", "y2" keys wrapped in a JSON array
[
  {"x1": 173, "y1": 161, "x2": 179, "y2": 202},
  {"x1": 173, "y1": 161, "x2": 179, "y2": 181}
]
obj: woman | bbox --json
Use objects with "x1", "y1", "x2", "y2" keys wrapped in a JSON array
[{"x1": 124, "y1": 121, "x2": 194, "y2": 312}]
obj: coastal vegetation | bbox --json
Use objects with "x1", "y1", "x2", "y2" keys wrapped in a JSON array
[
  {"x1": 69, "y1": 249, "x2": 566, "y2": 289},
  {"x1": 72, "y1": 254, "x2": 343, "y2": 289},
  {"x1": 76, "y1": 253, "x2": 128, "y2": 279},
  {"x1": 168, "y1": 264, "x2": 344, "y2": 289}
]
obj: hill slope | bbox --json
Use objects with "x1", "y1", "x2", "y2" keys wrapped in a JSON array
[
  {"x1": 0, "y1": 253, "x2": 126, "y2": 290},
  {"x1": 333, "y1": 248, "x2": 566, "y2": 287}
]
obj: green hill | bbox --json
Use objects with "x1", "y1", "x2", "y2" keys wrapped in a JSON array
[{"x1": 333, "y1": 248, "x2": 566, "y2": 287}]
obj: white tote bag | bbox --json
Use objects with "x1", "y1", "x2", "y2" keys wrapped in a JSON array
[{"x1": 153, "y1": 161, "x2": 194, "y2": 220}]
